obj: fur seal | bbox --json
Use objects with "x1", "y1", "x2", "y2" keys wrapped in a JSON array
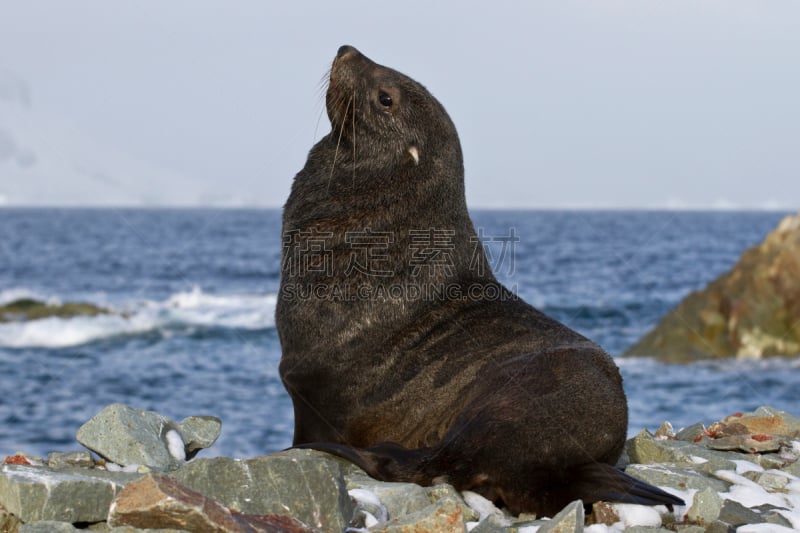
[{"x1": 276, "y1": 45, "x2": 682, "y2": 516}]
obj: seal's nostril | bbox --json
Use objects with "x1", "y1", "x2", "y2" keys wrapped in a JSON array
[{"x1": 337, "y1": 45, "x2": 357, "y2": 58}]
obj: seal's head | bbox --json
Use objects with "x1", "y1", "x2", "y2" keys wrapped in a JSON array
[{"x1": 326, "y1": 45, "x2": 461, "y2": 173}]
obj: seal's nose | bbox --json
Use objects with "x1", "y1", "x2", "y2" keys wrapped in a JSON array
[{"x1": 337, "y1": 45, "x2": 358, "y2": 59}]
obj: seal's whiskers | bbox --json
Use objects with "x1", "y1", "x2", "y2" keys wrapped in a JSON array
[{"x1": 328, "y1": 94, "x2": 352, "y2": 192}]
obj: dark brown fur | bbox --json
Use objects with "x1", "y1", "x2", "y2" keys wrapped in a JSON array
[{"x1": 276, "y1": 45, "x2": 682, "y2": 516}]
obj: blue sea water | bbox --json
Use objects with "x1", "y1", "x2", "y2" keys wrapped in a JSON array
[{"x1": 1, "y1": 208, "x2": 799, "y2": 459}]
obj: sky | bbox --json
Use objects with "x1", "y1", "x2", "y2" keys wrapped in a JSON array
[{"x1": 0, "y1": 1, "x2": 798, "y2": 209}]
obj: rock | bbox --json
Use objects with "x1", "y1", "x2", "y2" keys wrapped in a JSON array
[
  {"x1": 687, "y1": 486, "x2": 723, "y2": 524},
  {"x1": 590, "y1": 501, "x2": 620, "y2": 526},
  {"x1": 625, "y1": 463, "x2": 729, "y2": 493},
  {"x1": 175, "y1": 416, "x2": 222, "y2": 458},
  {"x1": 468, "y1": 513, "x2": 513, "y2": 532},
  {"x1": 173, "y1": 449, "x2": 355, "y2": 532},
  {"x1": 108, "y1": 473, "x2": 317, "y2": 532},
  {"x1": 426, "y1": 484, "x2": 480, "y2": 522},
  {"x1": 0, "y1": 298, "x2": 110, "y2": 322},
  {"x1": 626, "y1": 429, "x2": 739, "y2": 473},
  {"x1": 47, "y1": 450, "x2": 95, "y2": 469},
  {"x1": 654, "y1": 421, "x2": 676, "y2": 439},
  {"x1": 675, "y1": 422, "x2": 706, "y2": 442},
  {"x1": 717, "y1": 500, "x2": 763, "y2": 526},
  {"x1": 704, "y1": 521, "x2": 735, "y2": 533},
  {"x1": 18, "y1": 521, "x2": 80, "y2": 532},
  {"x1": 77, "y1": 403, "x2": 218, "y2": 469},
  {"x1": 368, "y1": 498, "x2": 465, "y2": 533},
  {"x1": 0, "y1": 503, "x2": 23, "y2": 532},
  {"x1": 346, "y1": 473, "x2": 432, "y2": 519},
  {"x1": 756, "y1": 470, "x2": 790, "y2": 490},
  {"x1": 625, "y1": 212, "x2": 800, "y2": 360},
  {"x1": 674, "y1": 526, "x2": 705, "y2": 533},
  {"x1": 537, "y1": 500, "x2": 583, "y2": 533},
  {"x1": 705, "y1": 434, "x2": 784, "y2": 454},
  {"x1": 0, "y1": 464, "x2": 137, "y2": 523}
]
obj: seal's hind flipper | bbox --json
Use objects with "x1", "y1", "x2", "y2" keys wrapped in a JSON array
[
  {"x1": 293, "y1": 441, "x2": 431, "y2": 483},
  {"x1": 574, "y1": 463, "x2": 685, "y2": 511}
]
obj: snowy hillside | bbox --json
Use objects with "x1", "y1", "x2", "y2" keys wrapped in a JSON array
[{"x1": 0, "y1": 69, "x2": 206, "y2": 206}]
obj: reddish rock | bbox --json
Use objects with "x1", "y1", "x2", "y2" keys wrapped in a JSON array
[{"x1": 108, "y1": 473, "x2": 317, "y2": 533}]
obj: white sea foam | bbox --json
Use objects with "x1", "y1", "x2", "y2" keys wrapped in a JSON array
[{"x1": 0, "y1": 286, "x2": 277, "y2": 348}]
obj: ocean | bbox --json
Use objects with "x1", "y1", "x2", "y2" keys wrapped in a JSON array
[{"x1": 1, "y1": 208, "x2": 799, "y2": 459}]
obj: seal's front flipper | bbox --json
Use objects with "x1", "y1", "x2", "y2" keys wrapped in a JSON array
[
  {"x1": 293, "y1": 441, "x2": 431, "y2": 483},
  {"x1": 574, "y1": 462, "x2": 685, "y2": 511}
]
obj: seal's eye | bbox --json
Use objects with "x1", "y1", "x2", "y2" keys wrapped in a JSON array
[{"x1": 378, "y1": 91, "x2": 393, "y2": 107}]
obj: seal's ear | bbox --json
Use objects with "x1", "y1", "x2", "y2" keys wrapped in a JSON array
[{"x1": 407, "y1": 145, "x2": 420, "y2": 165}]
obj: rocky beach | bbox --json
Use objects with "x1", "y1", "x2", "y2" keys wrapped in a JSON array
[{"x1": 2, "y1": 403, "x2": 800, "y2": 532}]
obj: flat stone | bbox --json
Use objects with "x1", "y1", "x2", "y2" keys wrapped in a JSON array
[
  {"x1": 704, "y1": 521, "x2": 735, "y2": 533},
  {"x1": 173, "y1": 449, "x2": 355, "y2": 532},
  {"x1": 87, "y1": 524, "x2": 191, "y2": 533},
  {"x1": 706, "y1": 435, "x2": 783, "y2": 454},
  {"x1": 626, "y1": 429, "x2": 739, "y2": 473},
  {"x1": 47, "y1": 451, "x2": 95, "y2": 469},
  {"x1": 674, "y1": 526, "x2": 705, "y2": 533},
  {"x1": 346, "y1": 473, "x2": 432, "y2": 519},
  {"x1": 369, "y1": 498, "x2": 465, "y2": 533},
  {"x1": 176, "y1": 416, "x2": 222, "y2": 459},
  {"x1": 425, "y1": 483, "x2": 480, "y2": 521},
  {"x1": 537, "y1": 500, "x2": 583, "y2": 533},
  {"x1": 756, "y1": 470, "x2": 790, "y2": 490},
  {"x1": 76, "y1": 404, "x2": 188, "y2": 469},
  {"x1": 0, "y1": 464, "x2": 136, "y2": 523},
  {"x1": 763, "y1": 509, "x2": 794, "y2": 528},
  {"x1": 625, "y1": 463, "x2": 730, "y2": 492},
  {"x1": 675, "y1": 422, "x2": 706, "y2": 442},
  {"x1": 687, "y1": 486, "x2": 722, "y2": 524},
  {"x1": 19, "y1": 521, "x2": 80, "y2": 532},
  {"x1": 108, "y1": 473, "x2": 317, "y2": 532},
  {"x1": 717, "y1": 499, "x2": 763, "y2": 526}
]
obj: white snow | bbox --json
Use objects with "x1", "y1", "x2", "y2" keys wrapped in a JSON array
[
  {"x1": 462, "y1": 490, "x2": 510, "y2": 524},
  {"x1": 737, "y1": 524, "x2": 797, "y2": 532},
  {"x1": 715, "y1": 469, "x2": 790, "y2": 508},
  {"x1": 165, "y1": 429, "x2": 186, "y2": 462},
  {"x1": 732, "y1": 460, "x2": 764, "y2": 474},
  {"x1": 610, "y1": 503, "x2": 662, "y2": 528}
]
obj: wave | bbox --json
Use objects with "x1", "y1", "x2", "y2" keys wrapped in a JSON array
[{"x1": 0, "y1": 287, "x2": 277, "y2": 349}]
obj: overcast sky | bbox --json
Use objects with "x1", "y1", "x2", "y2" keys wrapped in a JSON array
[{"x1": 1, "y1": 1, "x2": 798, "y2": 209}]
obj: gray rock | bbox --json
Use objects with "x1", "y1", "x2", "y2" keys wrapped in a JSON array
[
  {"x1": 756, "y1": 470, "x2": 789, "y2": 490},
  {"x1": 537, "y1": 500, "x2": 583, "y2": 533},
  {"x1": 623, "y1": 528, "x2": 673, "y2": 533},
  {"x1": 468, "y1": 514, "x2": 514, "y2": 533},
  {"x1": 625, "y1": 463, "x2": 730, "y2": 492},
  {"x1": 173, "y1": 449, "x2": 355, "y2": 532},
  {"x1": 175, "y1": 416, "x2": 222, "y2": 458},
  {"x1": 626, "y1": 429, "x2": 762, "y2": 473},
  {"x1": 368, "y1": 498, "x2": 466, "y2": 533},
  {"x1": 752, "y1": 406, "x2": 800, "y2": 434},
  {"x1": 675, "y1": 422, "x2": 706, "y2": 442},
  {"x1": 19, "y1": 521, "x2": 80, "y2": 532},
  {"x1": 687, "y1": 486, "x2": 722, "y2": 524},
  {"x1": 784, "y1": 459, "x2": 800, "y2": 476},
  {"x1": 0, "y1": 464, "x2": 136, "y2": 523},
  {"x1": 346, "y1": 473, "x2": 431, "y2": 519},
  {"x1": 717, "y1": 500, "x2": 763, "y2": 526},
  {"x1": 763, "y1": 509, "x2": 794, "y2": 528},
  {"x1": 704, "y1": 521, "x2": 735, "y2": 533},
  {"x1": 77, "y1": 404, "x2": 191, "y2": 469},
  {"x1": 674, "y1": 526, "x2": 705, "y2": 533},
  {"x1": 47, "y1": 450, "x2": 95, "y2": 469}
]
